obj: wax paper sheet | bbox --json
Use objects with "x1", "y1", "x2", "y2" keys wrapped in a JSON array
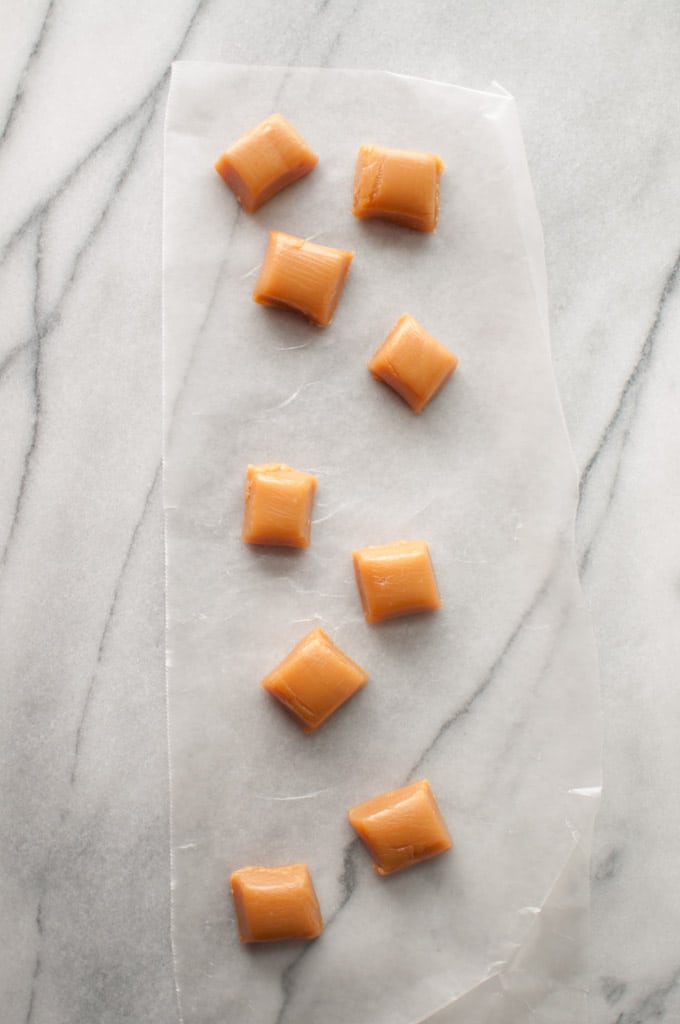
[{"x1": 163, "y1": 64, "x2": 601, "y2": 1024}]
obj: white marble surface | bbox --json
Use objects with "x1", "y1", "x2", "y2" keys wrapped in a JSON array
[{"x1": 0, "y1": 3, "x2": 678, "y2": 1023}]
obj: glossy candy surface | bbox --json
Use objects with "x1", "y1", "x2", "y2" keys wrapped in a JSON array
[
  {"x1": 242, "y1": 463, "x2": 317, "y2": 548},
  {"x1": 352, "y1": 540, "x2": 442, "y2": 623},
  {"x1": 348, "y1": 779, "x2": 453, "y2": 875},
  {"x1": 261, "y1": 627, "x2": 368, "y2": 733},
  {"x1": 230, "y1": 864, "x2": 324, "y2": 942},
  {"x1": 369, "y1": 313, "x2": 459, "y2": 413},
  {"x1": 353, "y1": 145, "x2": 444, "y2": 231},
  {"x1": 253, "y1": 231, "x2": 353, "y2": 326},
  {"x1": 214, "y1": 114, "x2": 318, "y2": 213}
]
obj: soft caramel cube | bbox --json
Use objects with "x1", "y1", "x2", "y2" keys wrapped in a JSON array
[
  {"x1": 214, "y1": 114, "x2": 318, "y2": 213},
  {"x1": 352, "y1": 540, "x2": 442, "y2": 624},
  {"x1": 242, "y1": 463, "x2": 317, "y2": 548},
  {"x1": 369, "y1": 314, "x2": 459, "y2": 413},
  {"x1": 253, "y1": 231, "x2": 353, "y2": 327},
  {"x1": 230, "y1": 864, "x2": 323, "y2": 942},
  {"x1": 353, "y1": 145, "x2": 444, "y2": 231},
  {"x1": 348, "y1": 779, "x2": 453, "y2": 876},
  {"x1": 261, "y1": 627, "x2": 368, "y2": 733}
]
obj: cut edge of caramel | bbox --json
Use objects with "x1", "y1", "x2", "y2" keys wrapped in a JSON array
[
  {"x1": 241, "y1": 463, "x2": 317, "y2": 548},
  {"x1": 352, "y1": 145, "x2": 445, "y2": 232}
]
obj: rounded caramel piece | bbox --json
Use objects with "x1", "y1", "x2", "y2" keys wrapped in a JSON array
[
  {"x1": 214, "y1": 114, "x2": 318, "y2": 213},
  {"x1": 348, "y1": 779, "x2": 453, "y2": 875},
  {"x1": 230, "y1": 864, "x2": 324, "y2": 942},
  {"x1": 369, "y1": 314, "x2": 459, "y2": 413},
  {"x1": 353, "y1": 145, "x2": 444, "y2": 231},
  {"x1": 242, "y1": 463, "x2": 317, "y2": 548},
  {"x1": 253, "y1": 231, "x2": 354, "y2": 327},
  {"x1": 261, "y1": 627, "x2": 369, "y2": 733},
  {"x1": 352, "y1": 540, "x2": 442, "y2": 623}
]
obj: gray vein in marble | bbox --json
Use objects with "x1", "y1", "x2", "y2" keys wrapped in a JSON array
[
  {"x1": 0, "y1": 0, "x2": 209, "y2": 262},
  {"x1": 1, "y1": 0, "x2": 210, "y2": 571},
  {"x1": 49, "y1": 99, "x2": 156, "y2": 321},
  {"x1": 318, "y1": 0, "x2": 360, "y2": 65},
  {"x1": 1, "y1": 219, "x2": 44, "y2": 570},
  {"x1": 338, "y1": 836, "x2": 359, "y2": 904},
  {"x1": 0, "y1": 0, "x2": 55, "y2": 149},
  {"x1": 274, "y1": 0, "x2": 359, "y2": 85},
  {"x1": 479, "y1": 593, "x2": 573, "y2": 803},
  {"x1": 0, "y1": 108, "x2": 152, "y2": 568},
  {"x1": 24, "y1": 900, "x2": 43, "y2": 1024},
  {"x1": 0, "y1": 337, "x2": 31, "y2": 382},
  {"x1": 408, "y1": 566, "x2": 552, "y2": 780},
  {"x1": 273, "y1": 838, "x2": 360, "y2": 1024},
  {"x1": 578, "y1": 245, "x2": 680, "y2": 573},
  {"x1": 166, "y1": 220, "x2": 238, "y2": 437},
  {"x1": 0, "y1": 104, "x2": 152, "y2": 386},
  {"x1": 273, "y1": 947, "x2": 310, "y2": 1024},
  {"x1": 16, "y1": 461, "x2": 161, "y2": 1017},
  {"x1": 593, "y1": 845, "x2": 623, "y2": 884},
  {"x1": 70, "y1": 465, "x2": 160, "y2": 784},
  {"x1": 601, "y1": 975, "x2": 627, "y2": 1005},
  {"x1": 614, "y1": 966, "x2": 680, "y2": 1024},
  {"x1": 269, "y1": 565, "x2": 556, "y2": 1024}
]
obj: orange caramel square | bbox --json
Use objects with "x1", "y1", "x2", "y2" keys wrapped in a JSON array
[
  {"x1": 242, "y1": 464, "x2": 317, "y2": 548},
  {"x1": 352, "y1": 145, "x2": 444, "y2": 231},
  {"x1": 253, "y1": 231, "x2": 353, "y2": 327},
  {"x1": 368, "y1": 314, "x2": 459, "y2": 413},
  {"x1": 230, "y1": 864, "x2": 323, "y2": 942},
  {"x1": 261, "y1": 627, "x2": 368, "y2": 733},
  {"x1": 214, "y1": 114, "x2": 318, "y2": 213},
  {"x1": 348, "y1": 779, "x2": 453, "y2": 876},
  {"x1": 352, "y1": 540, "x2": 442, "y2": 624}
]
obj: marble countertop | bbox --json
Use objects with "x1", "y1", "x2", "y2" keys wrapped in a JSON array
[{"x1": 1, "y1": 3, "x2": 678, "y2": 1023}]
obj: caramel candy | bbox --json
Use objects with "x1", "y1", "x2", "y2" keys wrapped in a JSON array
[
  {"x1": 353, "y1": 145, "x2": 444, "y2": 231},
  {"x1": 352, "y1": 540, "x2": 442, "y2": 624},
  {"x1": 253, "y1": 231, "x2": 353, "y2": 327},
  {"x1": 261, "y1": 627, "x2": 368, "y2": 733},
  {"x1": 242, "y1": 463, "x2": 317, "y2": 548},
  {"x1": 369, "y1": 314, "x2": 459, "y2": 413},
  {"x1": 214, "y1": 114, "x2": 318, "y2": 213},
  {"x1": 348, "y1": 779, "x2": 453, "y2": 875},
  {"x1": 230, "y1": 864, "x2": 323, "y2": 943}
]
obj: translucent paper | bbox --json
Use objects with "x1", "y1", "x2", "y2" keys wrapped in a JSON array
[{"x1": 163, "y1": 64, "x2": 601, "y2": 1024}]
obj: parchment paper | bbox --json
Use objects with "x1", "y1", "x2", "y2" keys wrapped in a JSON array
[{"x1": 163, "y1": 64, "x2": 601, "y2": 1024}]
